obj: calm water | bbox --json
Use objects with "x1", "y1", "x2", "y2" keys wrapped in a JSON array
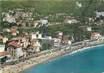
[{"x1": 23, "y1": 45, "x2": 104, "y2": 73}]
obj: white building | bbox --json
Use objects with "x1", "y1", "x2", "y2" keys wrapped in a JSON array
[
  {"x1": 98, "y1": 36, "x2": 104, "y2": 41},
  {"x1": 16, "y1": 47, "x2": 24, "y2": 58},
  {"x1": 3, "y1": 14, "x2": 16, "y2": 23},
  {"x1": 31, "y1": 32, "x2": 42, "y2": 40},
  {"x1": 53, "y1": 38, "x2": 61, "y2": 47},
  {"x1": 41, "y1": 19, "x2": 48, "y2": 26},
  {"x1": 91, "y1": 32, "x2": 102, "y2": 40},
  {"x1": 0, "y1": 45, "x2": 5, "y2": 53},
  {"x1": 2, "y1": 37, "x2": 8, "y2": 44},
  {"x1": 86, "y1": 27, "x2": 92, "y2": 31},
  {"x1": 64, "y1": 18, "x2": 79, "y2": 24},
  {"x1": 35, "y1": 40, "x2": 41, "y2": 52},
  {"x1": 68, "y1": 40, "x2": 72, "y2": 45},
  {"x1": 31, "y1": 33, "x2": 37, "y2": 39},
  {"x1": 76, "y1": 2, "x2": 82, "y2": 8},
  {"x1": 79, "y1": 26, "x2": 92, "y2": 32},
  {"x1": 96, "y1": 11, "x2": 104, "y2": 17},
  {"x1": 0, "y1": 45, "x2": 8, "y2": 62}
]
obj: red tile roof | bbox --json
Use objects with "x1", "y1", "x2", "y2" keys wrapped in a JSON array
[
  {"x1": 0, "y1": 51, "x2": 8, "y2": 57},
  {"x1": 8, "y1": 40, "x2": 20, "y2": 48}
]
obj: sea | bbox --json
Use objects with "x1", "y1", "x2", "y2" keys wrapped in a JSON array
[{"x1": 23, "y1": 45, "x2": 104, "y2": 73}]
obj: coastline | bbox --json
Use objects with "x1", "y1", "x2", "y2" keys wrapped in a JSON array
[
  {"x1": 69, "y1": 44, "x2": 104, "y2": 56},
  {"x1": 2, "y1": 40, "x2": 104, "y2": 73}
]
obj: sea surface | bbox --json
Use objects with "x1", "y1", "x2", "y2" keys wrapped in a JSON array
[{"x1": 23, "y1": 45, "x2": 104, "y2": 73}]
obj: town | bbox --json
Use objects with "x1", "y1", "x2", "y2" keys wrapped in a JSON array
[{"x1": 0, "y1": 0, "x2": 104, "y2": 73}]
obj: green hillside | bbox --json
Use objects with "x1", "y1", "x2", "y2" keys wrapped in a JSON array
[
  {"x1": 1, "y1": 0, "x2": 104, "y2": 16},
  {"x1": 1, "y1": 0, "x2": 104, "y2": 25},
  {"x1": 0, "y1": 0, "x2": 104, "y2": 41}
]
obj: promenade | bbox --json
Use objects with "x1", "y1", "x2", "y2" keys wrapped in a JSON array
[{"x1": 1, "y1": 40, "x2": 104, "y2": 73}]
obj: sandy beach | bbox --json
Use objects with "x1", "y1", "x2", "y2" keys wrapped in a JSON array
[{"x1": 1, "y1": 40, "x2": 104, "y2": 73}]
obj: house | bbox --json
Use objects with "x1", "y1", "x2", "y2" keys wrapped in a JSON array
[
  {"x1": 91, "y1": 32, "x2": 102, "y2": 40},
  {"x1": 10, "y1": 26, "x2": 19, "y2": 36},
  {"x1": 64, "y1": 16, "x2": 79, "y2": 24},
  {"x1": 40, "y1": 19, "x2": 48, "y2": 26},
  {"x1": 97, "y1": 36, "x2": 104, "y2": 41},
  {"x1": 68, "y1": 40, "x2": 72, "y2": 45},
  {"x1": 53, "y1": 38, "x2": 61, "y2": 47},
  {"x1": 5, "y1": 39, "x2": 23, "y2": 58},
  {"x1": 79, "y1": 26, "x2": 92, "y2": 32},
  {"x1": 76, "y1": 2, "x2": 82, "y2": 8},
  {"x1": 31, "y1": 33, "x2": 37, "y2": 39},
  {"x1": 86, "y1": 27, "x2": 92, "y2": 32},
  {"x1": 32, "y1": 20, "x2": 40, "y2": 28},
  {"x1": 0, "y1": 51, "x2": 8, "y2": 60},
  {"x1": 31, "y1": 32, "x2": 42, "y2": 40},
  {"x1": 21, "y1": 37, "x2": 29, "y2": 48},
  {"x1": 62, "y1": 35, "x2": 71, "y2": 45},
  {"x1": 0, "y1": 35, "x2": 3, "y2": 42},
  {"x1": 3, "y1": 14, "x2": 16, "y2": 23},
  {"x1": 30, "y1": 39, "x2": 41, "y2": 52},
  {"x1": 56, "y1": 31, "x2": 63, "y2": 40},
  {"x1": 96, "y1": 11, "x2": 104, "y2": 18},
  {"x1": 2, "y1": 36, "x2": 8, "y2": 44},
  {"x1": 15, "y1": 47, "x2": 24, "y2": 58},
  {"x1": 0, "y1": 45, "x2": 8, "y2": 63},
  {"x1": 0, "y1": 33, "x2": 8, "y2": 44}
]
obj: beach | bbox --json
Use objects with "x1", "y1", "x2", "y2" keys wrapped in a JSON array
[
  {"x1": 1, "y1": 40, "x2": 104, "y2": 73},
  {"x1": 1, "y1": 1, "x2": 104, "y2": 73}
]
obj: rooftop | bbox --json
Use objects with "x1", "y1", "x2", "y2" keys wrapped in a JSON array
[{"x1": 0, "y1": 51, "x2": 8, "y2": 57}]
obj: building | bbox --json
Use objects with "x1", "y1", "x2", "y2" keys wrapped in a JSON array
[
  {"x1": 76, "y1": 1, "x2": 82, "y2": 8},
  {"x1": 5, "y1": 39, "x2": 23, "y2": 59},
  {"x1": 0, "y1": 35, "x2": 3, "y2": 42},
  {"x1": 56, "y1": 31, "x2": 63, "y2": 40},
  {"x1": 15, "y1": 47, "x2": 24, "y2": 58},
  {"x1": 2, "y1": 37, "x2": 8, "y2": 44},
  {"x1": 40, "y1": 18, "x2": 48, "y2": 37},
  {"x1": 10, "y1": 26, "x2": 19, "y2": 36},
  {"x1": 0, "y1": 45, "x2": 8, "y2": 63},
  {"x1": 62, "y1": 35, "x2": 72, "y2": 45},
  {"x1": 97, "y1": 36, "x2": 104, "y2": 41},
  {"x1": 79, "y1": 26, "x2": 92, "y2": 32},
  {"x1": 40, "y1": 19, "x2": 48, "y2": 26},
  {"x1": 64, "y1": 16, "x2": 79, "y2": 24},
  {"x1": 30, "y1": 39, "x2": 41, "y2": 52},
  {"x1": 3, "y1": 14, "x2": 16, "y2": 24},
  {"x1": 31, "y1": 32, "x2": 42, "y2": 40},
  {"x1": 91, "y1": 32, "x2": 102, "y2": 40},
  {"x1": 53, "y1": 38, "x2": 61, "y2": 47},
  {"x1": 96, "y1": 11, "x2": 104, "y2": 18},
  {"x1": 0, "y1": 45, "x2": 5, "y2": 52}
]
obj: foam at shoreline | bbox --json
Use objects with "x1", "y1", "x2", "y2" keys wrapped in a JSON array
[
  {"x1": 15, "y1": 44, "x2": 104, "y2": 73},
  {"x1": 23, "y1": 44, "x2": 104, "y2": 73},
  {"x1": 23, "y1": 43, "x2": 104, "y2": 70},
  {"x1": 2, "y1": 41, "x2": 104, "y2": 73},
  {"x1": 69, "y1": 44, "x2": 104, "y2": 56}
]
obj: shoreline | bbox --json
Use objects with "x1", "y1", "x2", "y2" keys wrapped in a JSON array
[
  {"x1": 21, "y1": 43, "x2": 104, "y2": 73},
  {"x1": 2, "y1": 40, "x2": 104, "y2": 73},
  {"x1": 69, "y1": 44, "x2": 104, "y2": 56}
]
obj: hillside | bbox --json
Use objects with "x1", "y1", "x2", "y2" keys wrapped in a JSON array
[
  {"x1": 1, "y1": 0, "x2": 104, "y2": 16},
  {"x1": 0, "y1": 0, "x2": 104, "y2": 41}
]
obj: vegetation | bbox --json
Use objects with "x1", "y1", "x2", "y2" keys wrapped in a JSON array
[
  {"x1": 1, "y1": 0, "x2": 104, "y2": 16},
  {"x1": 0, "y1": 0, "x2": 104, "y2": 41}
]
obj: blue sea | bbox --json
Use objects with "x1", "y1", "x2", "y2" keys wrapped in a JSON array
[{"x1": 23, "y1": 45, "x2": 104, "y2": 73}]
